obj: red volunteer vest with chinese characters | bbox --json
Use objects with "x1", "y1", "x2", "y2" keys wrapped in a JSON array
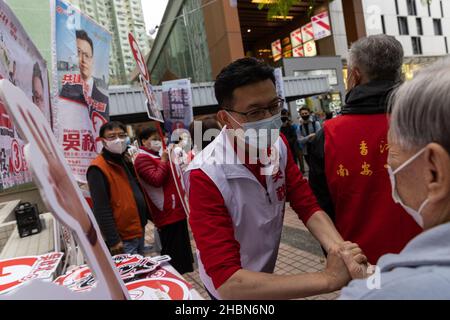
[{"x1": 324, "y1": 114, "x2": 421, "y2": 264}]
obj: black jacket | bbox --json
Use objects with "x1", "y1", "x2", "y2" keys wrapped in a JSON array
[{"x1": 308, "y1": 80, "x2": 400, "y2": 221}]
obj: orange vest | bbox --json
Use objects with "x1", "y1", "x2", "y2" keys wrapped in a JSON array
[{"x1": 90, "y1": 155, "x2": 144, "y2": 241}]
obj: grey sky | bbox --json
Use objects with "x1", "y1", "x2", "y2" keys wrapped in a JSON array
[{"x1": 141, "y1": 0, "x2": 169, "y2": 38}]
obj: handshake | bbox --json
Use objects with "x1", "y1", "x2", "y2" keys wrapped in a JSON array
[{"x1": 322, "y1": 242, "x2": 373, "y2": 292}]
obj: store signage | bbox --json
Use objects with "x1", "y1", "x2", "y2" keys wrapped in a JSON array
[
  {"x1": 304, "y1": 40, "x2": 317, "y2": 57},
  {"x1": 293, "y1": 45, "x2": 305, "y2": 57},
  {"x1": 312, "y1": 11, "x2": 332, "y2": 40},
  {"x1": 290, "y1": 28, "x2": 303, "y2": 48},
  {"x1": 271, "y1": 39, "x2": 282, "y2": 62},
  {"x1": 301, "y1": 23, "x2": 314, "y2": 43}
]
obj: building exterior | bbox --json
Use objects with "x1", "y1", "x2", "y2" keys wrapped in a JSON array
[
  {"x1": 360, "y1": 0, "x2": 450, "y2": 78},
  {"x1": 7, "y1": 0, "x2": 151, "y2": 84},
  {"x1": 146, "y1": 0, "x2": 450, "y2": 118}
]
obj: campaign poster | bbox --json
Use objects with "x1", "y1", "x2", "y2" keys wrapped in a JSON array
[
  {"x1": 162, "y1": 79, "x2": 193, "y2": 135},
  {"x1": 0, "y1": 79, "x2": 129, "y2": 299},
  {"x1": 52, "y1": 0, "x2": 111, "y2": 183},
  {"x1": 0, "y1": 1, "x2": 51, "y2": 190}
]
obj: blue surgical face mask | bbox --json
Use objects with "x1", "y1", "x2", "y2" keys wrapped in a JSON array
[
  {"x1": 387, "y1": 147, "x2": 429, "y2": 228},
  {"x1": 227, "y1": 112, "x2": 282, "y2": 149},
  {"x1": 125, "y1": 137, "x2": 131, "y2": 146}
]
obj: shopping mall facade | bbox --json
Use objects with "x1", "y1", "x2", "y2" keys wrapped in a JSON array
[{"x1": 143, "y1": 0, "x2": 450, "y2": 118}]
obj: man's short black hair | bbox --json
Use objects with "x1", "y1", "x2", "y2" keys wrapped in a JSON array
[
  {"x1": 76, "y1": 29, "x2": 94, "y2": 54},
  {"x1": 99, "y1": 121, "x2": 126, "y2": 138},
  {"x1": 214, "y1": 57, "x2": 275, "y2": 109},
  {"x1": 32, "y1": 62, "x2": 43, "y2": 87},
  {"x1": 138, "y1": 127, "x2": 159, "y2": 145},
  {"x1": 299, "y1": 107, "x2": 311, "y2": 113}
]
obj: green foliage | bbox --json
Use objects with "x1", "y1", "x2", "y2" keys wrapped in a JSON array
[{"x1": 257, "y1": 0, "x2": 334, "y2": 20}]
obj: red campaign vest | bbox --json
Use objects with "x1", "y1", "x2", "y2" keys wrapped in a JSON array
[{"x1": 324, "y1": 114, "x2": 421, "y2": 264}]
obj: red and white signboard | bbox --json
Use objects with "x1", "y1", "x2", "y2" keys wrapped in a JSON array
[
  {"x1": 0, "y1": 253, "x2": 63, "y2": 295},
  {"x1": 304, "y1": 40, "x2": 317, "y2": 57},
  {"x1": 129, "y1": 33, "x2": 150, "y2": 82},
  {"x1": 293, "y1": 45, "x2": 305, "y2": 57},
  {"x1": 271, "y1": 39, "x2": 282, "y2": 62},
  {"x1": 312, "y1": 11, "x2": 332, "y2": 40},
  {"x1": 127, "y1": 267, "x2": 192, "y2": 300},
  {"x1": 301, "y1": 23, "x2": 315, "y2": 43},
  {"x1": 290, "y1": 28, "x2": 303, "y2": 48},
  {"x1": 53, "y1": 265, "x2": 95, "y2": 293}
]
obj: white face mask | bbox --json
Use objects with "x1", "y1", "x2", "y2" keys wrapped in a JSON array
[
  {"x1": 387, "y1": 147, "x2": 429, "y2": 228},
  {"x1": 150, "y1": 140, "x2": 162, "y2": 152},
  {"x1": 104, "y1": 138, "x2": 128, "y2": 154},
  {"x1": 227, "y1": 112, "x2": 282, "y2": 149}
]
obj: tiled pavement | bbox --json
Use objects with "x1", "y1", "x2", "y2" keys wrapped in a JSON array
[{"x1": 144, "y1": 204, "x2": 339, "y2": 300}]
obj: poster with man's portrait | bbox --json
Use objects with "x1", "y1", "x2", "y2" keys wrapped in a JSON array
[
  {"x1": 0, "y1": 1, "x2": 51, "y2": 191},
  {"x1": 52, "y1": 0, "x2": 111, "y2": 183}
]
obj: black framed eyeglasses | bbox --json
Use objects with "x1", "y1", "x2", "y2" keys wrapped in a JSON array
[
  {"x1": 104, "y1": 133, "x2": 128, "y2": 141},
  {"x1": 225, "y1": 98, "x2": 284, "y2": 122}
]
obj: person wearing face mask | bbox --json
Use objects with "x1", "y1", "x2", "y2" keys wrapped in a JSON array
[
  {"x1": 134, "y1": 127, "x2": 194, "y2": 275},
  {"x1": 308, "y1": 35, "x2": 421, "y2": 265},
  {"x1": 280, "y1": 109, "x2": 301, "y2": 168},
  {"x1": 339, "y1": 60, "x2": 450, "y2": 299},
  {"x1": 297, "y1": 107, "x2": 321, "y2": 170},
  {"x1": 184, "y1": 57, "x2": 366, "y2": 300},
  {"x1": 87, "y1": 121, "x2": 151, "y2": 256}
]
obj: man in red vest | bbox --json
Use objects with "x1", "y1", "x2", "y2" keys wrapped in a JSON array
[
  {"x1": 134, "y1": 127, "x2": 194, "y2": 275},
  {"x1": 309, "y1": 35, "x2": 422, "y2": 264}
]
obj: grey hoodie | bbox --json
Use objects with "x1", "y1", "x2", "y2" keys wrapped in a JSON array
[{"x1": 340, "y1": 222, "x2": 450, "y2": 300}]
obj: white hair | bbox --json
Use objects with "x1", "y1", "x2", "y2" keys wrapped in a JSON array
[{"x1": 389, "y1": 58, "x2": 450, "y2": 153}]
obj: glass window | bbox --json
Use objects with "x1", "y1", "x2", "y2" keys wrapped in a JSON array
[
  {"x1": 151, "y1": 0, "x2": 212, "y2": 85},
  {"x1": 412, "y1": 37, "x2": 422, "y2": 55},
  {"x1": 407, "y1": 0, "x2": 417, "y2": 15},
  {"x1": 398, "y1": 17, "x2": 409, "y2": 35},
  {"x1": 416, "y1": 18, "x2": 423, "y2": 35},
  {"x1": 433, "y1": 19, "x2": 443, "y2": 35}
]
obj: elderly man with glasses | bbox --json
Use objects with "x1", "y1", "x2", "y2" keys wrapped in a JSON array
[
  {"x1": 87, "y1": 121, "x2": 152, "y2": 256},
  {"x1": 185, "y1": 57, "x2": 364, "y2": 300}
]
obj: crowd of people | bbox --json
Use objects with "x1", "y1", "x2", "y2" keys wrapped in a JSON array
[{"x1": 85, "y1": 34, "x2": 450, "y2": 300}]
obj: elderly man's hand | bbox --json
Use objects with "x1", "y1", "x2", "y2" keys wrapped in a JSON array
[
  {"x1": 323, "y1": 247, "x2": 352, "y2": 292},
  {"x1": 338, "y1": 241, "x2": 369, "y2": 279}
]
